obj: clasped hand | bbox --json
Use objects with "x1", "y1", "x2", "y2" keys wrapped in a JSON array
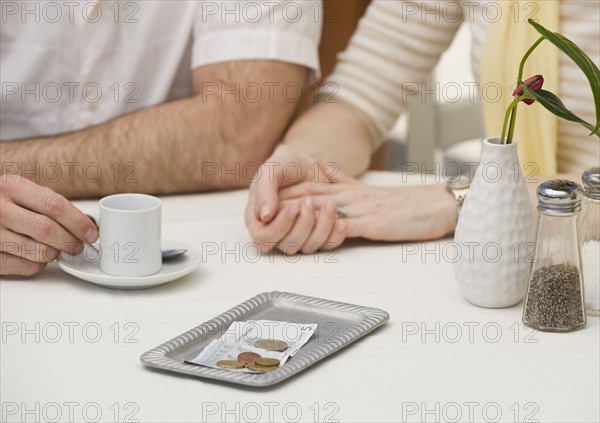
[{"x1": 245, "y1": 146, "x2": 458, "y2": 255}]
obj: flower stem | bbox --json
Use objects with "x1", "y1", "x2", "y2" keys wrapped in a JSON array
[
  {"x1": 501, "y1": 98, "x2": 522, "y2": 143},
  {"x1": 503, "y1": 36, "x2": 545, "y2": 144},
  {"x1": 507, "y1": 93, "x2": 521, "y2": 144}
]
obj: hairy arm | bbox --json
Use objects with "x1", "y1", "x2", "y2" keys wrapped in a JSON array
[{"x1": 0, "y1": 61, "x2": 307, "y2": 198}]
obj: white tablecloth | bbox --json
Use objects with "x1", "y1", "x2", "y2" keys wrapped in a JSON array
[{"x1": 2, "y1": 172, "x2": 598, "y2": 423}]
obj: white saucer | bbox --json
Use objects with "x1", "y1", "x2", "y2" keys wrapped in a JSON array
[{"x1": 58, "y1": 239, "x2": 201, "y2": 289}]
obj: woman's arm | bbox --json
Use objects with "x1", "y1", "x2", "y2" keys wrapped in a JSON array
[
  {"x1": 280, "y1": 102, "x2": 373, "y2": 177},
  {"x1": 246, "y1": 0, "x2": 466, "y2": 253}
]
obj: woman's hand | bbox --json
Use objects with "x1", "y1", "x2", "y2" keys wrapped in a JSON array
[
  {"x1": 246, "y1": 148, "x2": 459, "y2": 255},
  {"x1": 279, "y1": 172, "x2": 459, "y2": 245}
]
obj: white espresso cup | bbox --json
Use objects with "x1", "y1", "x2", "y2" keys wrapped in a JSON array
[{"x1": 97, "y1": 194, "x2": 162, "y2": 277}]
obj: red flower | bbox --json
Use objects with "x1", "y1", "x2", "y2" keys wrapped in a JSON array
[{"x1": 513, "y1": 75, "x2": 544, "y2": 105}]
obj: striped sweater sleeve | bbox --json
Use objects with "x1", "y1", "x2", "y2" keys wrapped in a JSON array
[{"x1": 320, "y1": 0, "x2": 463, "y2": 150}]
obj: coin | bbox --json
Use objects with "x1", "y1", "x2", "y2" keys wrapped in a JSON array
[
  {"x1": 254, "y1": 357, "x2": 280, "y2": 368},
  {"x1": 216, "y1": 360, "x2": 245, "y2": 369},
  {"x1": 247, "y1": 363, "x2": 276, "y2": 373},
  {"x1": 237, "y1": 352, "x2": 261, "y2": 365},
  {"x1": 255, "y1": 339, "x2": 288, "y2": 352}
]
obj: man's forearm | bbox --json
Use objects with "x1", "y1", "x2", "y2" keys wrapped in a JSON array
[
  {"x1": 1, "y1": 61, "x2": 307, "y2": 198},
  {"x1": 2, "y1": 96, "x2": 228, "y2": 197}
]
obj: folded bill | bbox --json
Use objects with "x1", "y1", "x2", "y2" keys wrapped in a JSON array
[{"x1": 187, "y1": 320, "x2": 318, "y2": 373}]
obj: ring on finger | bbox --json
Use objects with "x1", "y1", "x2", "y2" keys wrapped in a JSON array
[{"x1": 336, "y1": 207, "x2": 348, "y2": 219}]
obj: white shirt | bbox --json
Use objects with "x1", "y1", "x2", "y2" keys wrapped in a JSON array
[{"x1": 0, "y1": 0, "x2": 322, "y2": 140}]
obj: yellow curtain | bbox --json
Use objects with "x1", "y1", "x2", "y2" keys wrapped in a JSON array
[{"x1": 480, "y1": 0, "x2": 560, "y2": 175}]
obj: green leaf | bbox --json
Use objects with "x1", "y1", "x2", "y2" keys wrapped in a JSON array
[
  {"x1": 522, "y1": 87, "x2": 599, "y2": 136},
  {"x1": 528, "y1": 19, "x2": 600, "y2": 136}
]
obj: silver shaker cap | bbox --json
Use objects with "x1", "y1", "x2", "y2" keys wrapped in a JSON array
[
  {"x1": 537, "y1": 179, "x2": 583, "y2": 214},
  {"x1": 582, "y1": 167, "x2": 600, "y2": 200}
]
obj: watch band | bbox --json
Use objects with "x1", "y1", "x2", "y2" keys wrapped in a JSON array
[{"x1": 448, "y1": 176, "x2": 471, "y2": 213}]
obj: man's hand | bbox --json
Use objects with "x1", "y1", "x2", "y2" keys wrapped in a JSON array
[
  {"x1": 0, "y1": 175, "x2": 99, "y2": 276},
  {"x1": 245, "y1": 144, "x2": 348, "y2": 254}
]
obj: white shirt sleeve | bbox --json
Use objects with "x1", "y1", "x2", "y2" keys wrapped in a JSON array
[{"x1": 192, "y1": 0, "x2": 323, "y2": 83}]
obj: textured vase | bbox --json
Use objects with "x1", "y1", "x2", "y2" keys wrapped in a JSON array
[{"x1": 453, "y1": 138, "x2": 535, "y2": 308}]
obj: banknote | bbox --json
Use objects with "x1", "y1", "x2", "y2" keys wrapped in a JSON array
[{"x1": 187, "y1": 320, "x2": 318, "y2": 373}]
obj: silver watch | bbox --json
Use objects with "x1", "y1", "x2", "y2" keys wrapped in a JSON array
[{"x1": 448, "y1": 175, "x2": 471, "y2": 213}]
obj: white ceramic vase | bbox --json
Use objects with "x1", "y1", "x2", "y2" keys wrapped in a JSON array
[{"x1": 453, "y1": 137, "x2": 535, "y2": 308}]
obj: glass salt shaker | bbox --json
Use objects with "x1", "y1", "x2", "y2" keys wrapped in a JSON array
[
  {"x1": 581, "y1": 167, "x2": 600, "y2": 316},
  {"x1": 523, "y1": 180, "x2": 586, "y2": 331}
]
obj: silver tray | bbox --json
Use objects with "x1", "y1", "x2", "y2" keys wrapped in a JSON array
[{"x1": 140, "y1": 291, "x2": 389, "y2": 387}]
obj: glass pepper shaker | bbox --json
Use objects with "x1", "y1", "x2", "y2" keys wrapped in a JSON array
[
  {"x1": 581, "y1": 167, "x2": 600, "y2": 316},
  {"x1": 523, "y1": 180, "x2": 586, "y2": 332}
]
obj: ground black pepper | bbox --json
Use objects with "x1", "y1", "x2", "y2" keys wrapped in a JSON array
[{"x1": 523, "y1": 264, "x2": 585, "y2": 330}]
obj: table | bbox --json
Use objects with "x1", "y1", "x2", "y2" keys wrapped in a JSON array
[{"x1": 2, "y1": 172, "x2": 599, "y2": 423}]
